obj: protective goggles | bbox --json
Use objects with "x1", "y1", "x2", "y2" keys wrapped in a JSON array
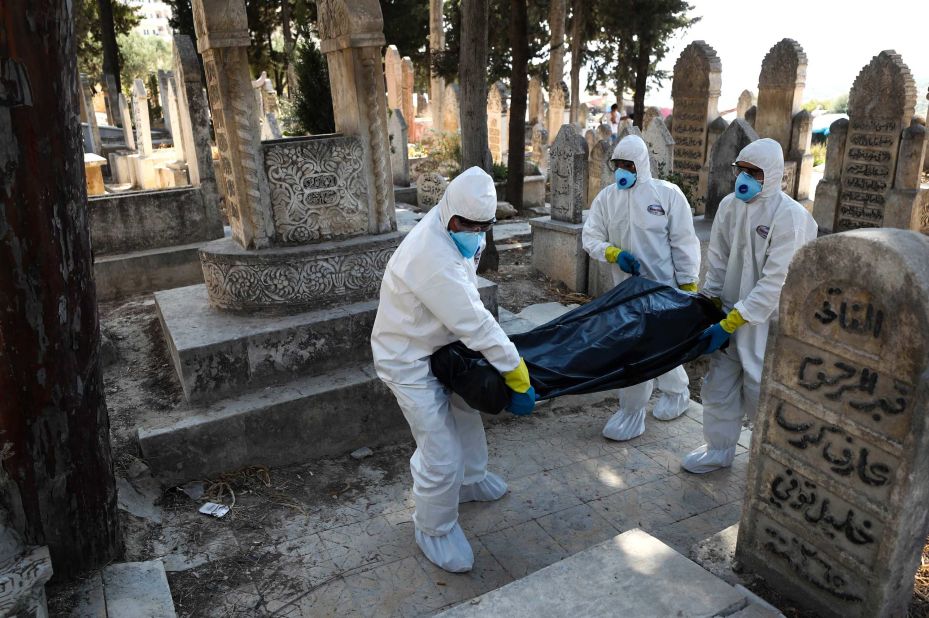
[
  {"x1": 608, "y1": 159, "x2": 636, "y2": 173},
  {"x1": 731, "y1": 163, "x2": 764, "y2": 181},
  {"x1": 455, "y1": 215, "x2": 496, "y2": 232}
]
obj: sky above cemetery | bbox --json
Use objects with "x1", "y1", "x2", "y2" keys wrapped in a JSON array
[{"x1": 632, "y1": 0, "x2": 929, "y2": 112}]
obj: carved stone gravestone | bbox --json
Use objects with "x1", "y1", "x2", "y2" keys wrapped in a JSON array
[
  {"x1": 671, "y1": 41, "x2": 722, "y2": 214},
  {"x1": 443, "y1": 83, "x2": 460, "y2": 133},
  {"x1": 487, "y1": 82, "x2": 504, "y2": 163},
  {"x1": 644, "y1": 116, "x2": 675, "y2": 178},
  {"x1": 643, "y1": 106, "x2": 662, "y2": 131},
  {"x1": 528, "y1": 76, "x2": 544, "y2": 125},
  {"x1": 530, "y1": 125, "x2": 588, "y2": 292},
  {"x1": 549, "y1": 125, "x2": 587, "y2": 223},
  {"x1": 736, "y1": 229, "x2": 929, "y2": 618},
  {"x1": 384, "y1": 44, "x2": 402, "y2": 111},
  {"x1": 531, "y1": 122, "x2": 549, "y2": 171},
  {"x1": 737, "y1": 90, "x2": 754, "y2": 119},
  {"x1": 131, "y1": 78, "x2": 153, "y2": 156},
  {"x1": 118, "y1": 93, "x2": 135, "y2": 151},
  {"x1": 401, "y1": 57, "x2": 415, "y2": 141},
  {"x1": 705, "y1": 119, "x2": 759, "y2": 218},
  {"x1": 416, "y1": 171, "x2": 447, "y2": 211},
  {"x1": 587, "y1": 134, "x2": 612, "y2": 207},
  {"x1": 755, "y1": 39, "x2": 813, "y2": 202},
  {"x1": 388, "y1": 109, "x2": 410, "y2": 187},
  {"x1": 548, "y1": 81, "x2": 568, "y2": 144},
  {"x1": 812, "y1": 50, "x2": 922, "y2": 233},
  {"x1": 578, "y1": 102, "x2": 588, "y2": 128}
]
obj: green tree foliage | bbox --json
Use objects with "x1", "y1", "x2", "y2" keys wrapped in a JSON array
[
  {"x1": 587, "y1": 0, "x2": 698, "y2": 124},
  {"x1": 75, "y1": 0, "x2": 139, "y2": 78},
  {"x1": 118, "y1": 32, "x2": 173, "y2": 94},
  {"x1": 293, "y1": 39, "x2": 335, "y2": 135},
  {"x1": 432, "y1": 0, "x2": 552, "y2": 85},
  {"x1": 802, "y1": 93, "x2": 849, "y2": 114},
  {"x1": 381, "y1": 0, "x2": 431, "y2": 89}
]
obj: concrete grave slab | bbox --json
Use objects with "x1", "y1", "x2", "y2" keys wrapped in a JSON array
[{"x1": 438, "y1": 529, "x2": 748, "y2": 617}]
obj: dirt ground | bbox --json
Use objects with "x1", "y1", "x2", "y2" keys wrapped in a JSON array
[{"x1": 45, "y1": 230, "x2": 929, "y2": 617}]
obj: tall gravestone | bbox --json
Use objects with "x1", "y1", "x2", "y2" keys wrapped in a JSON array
[
  {"x1": 487, "y1": 82, "x2": 504, "y2": 163},
  {"x1": 548, "y1": 81, "x2": 568, "y2": 144},
  {"x1": 529, "y1": 125, "x2": 588, "y2": 291},
  {"x1": 644, "y1": 116, "x2": 675, "y2": 178},
  {"x1": 528, "y1": 76, "x2": 544, "y2": 125},
  {"x1": 754, "y1": 39, "x2": 813, "y2": 202},
  {"x1": 443, "y1": 83, "x2": 460, "y2": 133},
  {"x1": 173, "y1": 34, "x2": 221, "y2": 223},
  {"x1": 812, "y1": 51, "x2": 922, "y2": 233},
  {"x1": 578, "y1": 102, "x2": 588, "y2": 128},
  {"x1": 384, "y1": 45, "x2": 402, "y2": 111},
  {"x1": 118, "y1": 93, "x2": 135, "y2": 151},
  {"x1": 706, "y1": 119, "x2": 759, "y2": 218},
  {"x1": 737, "y1": 90, "x2": 754, "y2": 119},
  {"x1": 642, "y1": 106, "x2": 662, "y2": 131},
  {"x1": 671, "y1": 41, "x2": 722, "y2": 215},
  {"x1": 131, "y1": 79, "x2": 153, "y2": 156},
  {"x1": 157, "y1": 69, "x2": 176, "y2": 139},
  {"x1": 401, "y1": 57, "x2": 415, "y2": 141},
  {"x1": 736, "y1": 229, "x2": 929, "y2": 618},
  {"x1": 388, "y1": 109, "x2": 410, "y2": 187},
  {"x1": 79, "y1": 75, "x2": 102, "y2": 155},
  {"x1": 531, "y1": 122, "x2": 549, "y2": 171}
]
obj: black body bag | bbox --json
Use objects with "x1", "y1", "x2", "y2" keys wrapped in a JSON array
[{"x1": 430, "y1": 276, "x2": 724, "y2": 414}]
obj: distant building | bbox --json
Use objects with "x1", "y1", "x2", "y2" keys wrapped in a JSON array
[{"x1": 123, "y1": 0, "x2": 173, "y2": 41}]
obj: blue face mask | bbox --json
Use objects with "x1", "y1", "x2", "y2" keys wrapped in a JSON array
[
  {"x1": 614, "y1": 168, "x2": 637, "y2": 190},
  {"x1": 449, "y1": 231, "x2": 484, "y2": 258},
  {"x1": 734, "y1": 171, "x2": 763, "y2": 202}
]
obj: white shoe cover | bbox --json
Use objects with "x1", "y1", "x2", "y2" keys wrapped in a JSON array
[
  {"x1": 415, "y1": 523, "x2": 474, "y2": 573},
  {"x1": 681, "y1": 444, "x2": 736, "y2": 474},
  {"x1": 459, "y1": 472, "x2": 508, "y2": 503},
  {"x1": 602, "y1": 408, "x2": 646, "y2": 441},
  {"x1": 652, "y1": 391, "x2": 690, "y2": 421}
]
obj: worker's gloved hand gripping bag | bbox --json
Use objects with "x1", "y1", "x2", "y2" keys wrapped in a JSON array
[{"x1": 431, "y1": 277, "x2": 724, "y2": 414}]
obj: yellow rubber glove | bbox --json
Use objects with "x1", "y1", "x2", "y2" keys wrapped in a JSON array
[
  {"x1": 604, "y1": 246, "x2": 621, "y2": 264},
  {"x1": 678, "y1": 282, "x2": 698, "y2": 293},
  {"x1": 719, "y1": 308, "x2": 747, "y2": 334},
  {"x1": 502, "y1": 358, "x2": 531, "y2": 393}
]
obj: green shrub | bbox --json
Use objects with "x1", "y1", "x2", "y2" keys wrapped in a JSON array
[
  {"x1": 491, "y1": 162, "x2": 508, "y2": 182},
  {"x1": 293, "y1": 40, "x2": 335, "y2": 135}
]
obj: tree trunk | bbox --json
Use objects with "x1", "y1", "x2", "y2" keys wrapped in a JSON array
[
  {"x1": 459, "y1": 0, "x2": 495, "y2": 272},
  {"x1": 0, "y1": 0, "x2": 121, "y2": 580},
  {"x1": 281, "y1": 0, "x2": 298, "y2": 99},
  {"x1": 548, "y1": 0, "x2": 566, "y2": 98},
  {"x1": 505, "y1": 0, "x2": 528, "y2": 209},
  {"x1": 429, "y1": 0, "x2": 445, "y2": 131},
  {"x1": 632, "y1": 34, "x2": 651, "y2": 128},
  {"x1": 568, "y1": 0, "x2": 585, "y2": 124},
  {"x1": 97, "y1": 0, "x2": 121, "y2": 116}
]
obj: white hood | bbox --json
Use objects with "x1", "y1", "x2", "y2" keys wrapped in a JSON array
[
  {"x1": 611, "y1": 135, "x2": 652, "y2": 185},
  {"x1": 735, "y1": 138, "x2": 784, "y2": 201},
  {"x1": 438, "y1": 166, "x2": 498, "y2": 229}
]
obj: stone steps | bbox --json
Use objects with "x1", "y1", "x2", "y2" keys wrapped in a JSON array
[
  {"x1": 70, "y1": 560, "x2": 176, "y2": 617},
  {"x1": 95, "y1": 241, "x2": 208, "y2": 303},
  {"x1": 437, "y1": 528, "x2": 782, "y2": 618},
  {"x1": 137, "y1": 363, "x2": 406, "y2": 484}
]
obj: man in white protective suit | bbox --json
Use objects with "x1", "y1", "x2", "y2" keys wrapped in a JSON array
[
  {"x1": 371, "y1": 167, "x2": 536, "y2": 573},
  {"x1": 682, "y1": 138, "x2": 818, "y2": 474},
  {"x1": 583, "y1": 134, "x2": 701, "y2": 441}
]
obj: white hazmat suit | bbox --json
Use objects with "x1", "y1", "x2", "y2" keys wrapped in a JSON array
[
  {"x1": 371, "y1": 167, "x2": 520, "y2": 572},
  {"x1": 583, "y1": 135, "x2": 701, "y2": 441},
  {"x1": 682, "y1": 138, "x2": 818, "y2": 473}
]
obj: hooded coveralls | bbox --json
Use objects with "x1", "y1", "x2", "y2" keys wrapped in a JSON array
[
  {"x1": 371, "y1": 167, "x2": 519, "y2": 571},
  {"x1": 682, "y1": 138, "x2": 818, "y2": 473},
  {"x1": 583, "y1": 135, "x2": 701, "y2": 440}
]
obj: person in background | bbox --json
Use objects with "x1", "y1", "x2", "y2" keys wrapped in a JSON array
[
  {"x1": 583, "y1": 134, "x2": 701, "y2": 442},
  {"x1": 370, "y1": 167, "x2": 535, "y2": 573},
  {"x1": 682, "y1": 138, "x2": 818, "y2": 474}
]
